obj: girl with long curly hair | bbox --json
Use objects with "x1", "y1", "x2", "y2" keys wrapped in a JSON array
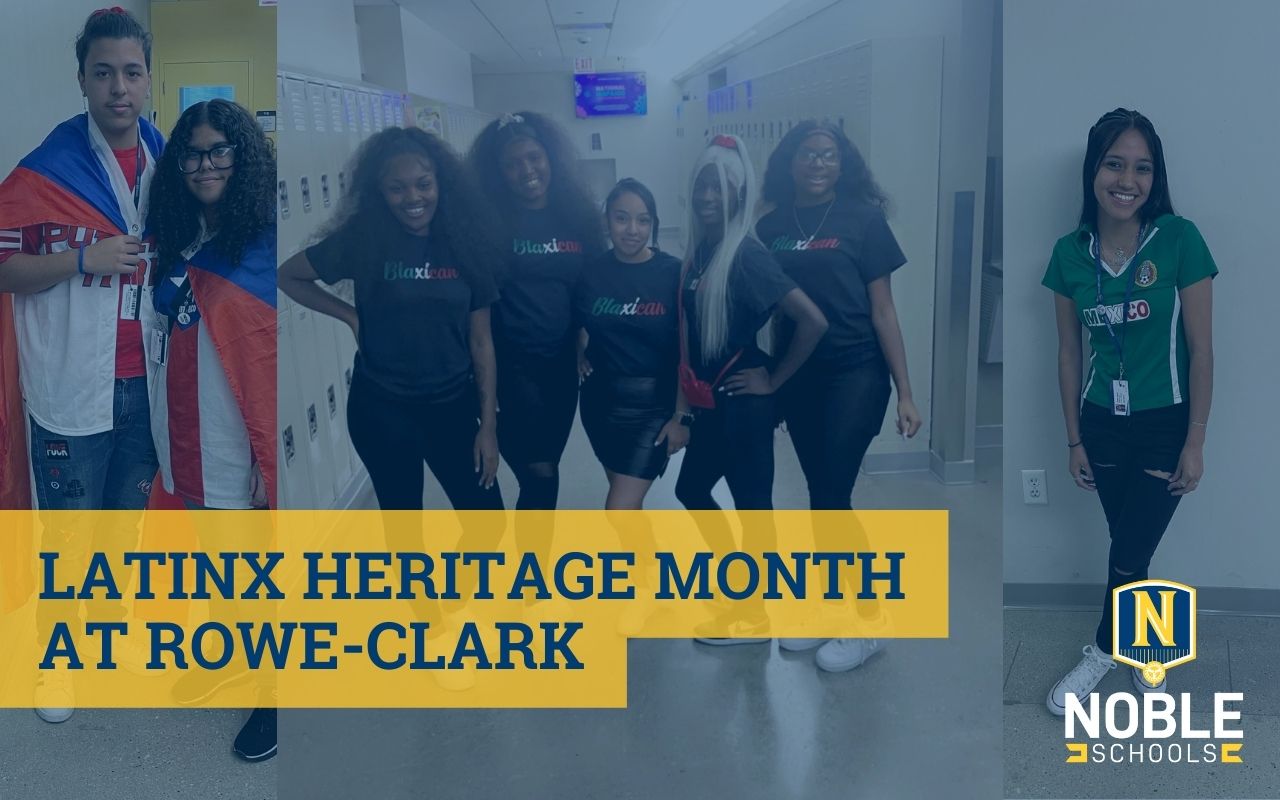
[
  {"x1": 754, "y1": 119, "x2": 921, "y2": 673},
  {"x1": 143, "y1": 98, "x2": 279, "y2": 762},
  {"x1": 757, "y1": 120, "x2": 921, "y2": 510},
  {"x1": 146, "y1": 98, "x2": 277, "y2": 512},
  {"x1": 467, "y1": 111, "x2": 605, "y2": 511},
  {"x1": 279, "y1": 126, "x2": 504, "y2": 511}
]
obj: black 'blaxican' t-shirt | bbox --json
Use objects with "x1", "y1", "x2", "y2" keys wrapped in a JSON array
[
  {"x1": 575, "y1": 248, "x2": 681, "y2": 379},
  {"x1": 493, "y1": 207, "x2": 588, "y2": 357},
  {"x1": 756, "y1": 196, "x2": 905, "y2": 368},
  {"x1": 682, "y1": 237, "x2": 795, "y2": 383},
  {"x1": 307, "y1": 227, "x2": 497, "y2": 400}
]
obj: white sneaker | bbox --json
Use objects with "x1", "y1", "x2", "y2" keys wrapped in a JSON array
[
  {"x1": 108, "y1": 633, "x2": 153, "y2": 676},
  {"x1": 815, "y1": 638, "x2": 883, "y2": 672},
  {"x1": 432, "y1": 663, "x2": 477, "y2": 692},
  {"x1": 694, "y1": 614, "x2": 771, "y2": 646},
  {"x1": 1046, "y1": 645, "x2": 1116, "y2": 716},
  {"x1": 34, "y1": 670, "x2": 75, "y2": 724},
  {"x1": 1131, "y1": 665, "x2": 1167, "y2": 694},
  {"x1": 778, "y1": 638, "x2": 829, "y2": 652}
]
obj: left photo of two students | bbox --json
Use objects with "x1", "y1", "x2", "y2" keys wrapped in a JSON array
[{"x1": 0, "y1": 0, "x2": 278, "y2": 776}]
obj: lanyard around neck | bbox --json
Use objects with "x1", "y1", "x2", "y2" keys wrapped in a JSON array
[
  {"x1": 1092, "y1": 224, "x2": 1146, "y2": 379},
  {"x1": 130, "y1": 132, "x2": 142, "y2": 211}
]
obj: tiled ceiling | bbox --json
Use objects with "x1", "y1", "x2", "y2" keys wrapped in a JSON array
[{"x1": 374, "y1": 0, "x2": 814, "y2": 75}]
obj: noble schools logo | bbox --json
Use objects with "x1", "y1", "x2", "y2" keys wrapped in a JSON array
[
  {"x1": 1112, "y1": 579, "x2": 1195, "y2": 687},
  {"x1": 1064, "y1": 580, "x2": 1245, "y2": 765}
]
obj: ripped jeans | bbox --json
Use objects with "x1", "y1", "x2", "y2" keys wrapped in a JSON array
[{"x1": 1079, "y1": 400, "x2": 1190, "y2": 653}]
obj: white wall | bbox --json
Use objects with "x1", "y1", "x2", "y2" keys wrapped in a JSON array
[
  {"x1": 399, "y1": 7, "x2": 474, "y2": 108},
  {"x1": 1004, "y1": 0, "x2": 1280, "y2": 590},
  {"x1": 279, "y1": 0, "x2": 361, "y2": 81},
  {"x1": 473, "y1": 71, "x2": 683, "y2": 249},
  {"x1": 0, "y1": 0, "x2": 150, "y2": 172},
  {"x1": 357, "y1": 6, "x2": 474, "y2": 108},
  {"x1": 355, "y1": 6, "x2": 407, "y2": 93}
]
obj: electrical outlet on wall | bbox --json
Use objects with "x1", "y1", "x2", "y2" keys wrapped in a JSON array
[{"x1": 1022, "y1": 469, "x2": 1048, "y2": 504}]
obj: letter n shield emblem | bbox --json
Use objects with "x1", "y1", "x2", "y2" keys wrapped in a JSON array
[{"x1": 1112, "y1": 580, "x2": 1196, "y2": 688}]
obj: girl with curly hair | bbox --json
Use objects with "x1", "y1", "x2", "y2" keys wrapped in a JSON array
[
  {"x1": 467, "y1": 111, "x2": 605, "y2": 511},
  {"x1": 757, "y1": 120, "x2": 921, "y2": 511},
  {"x1": 279, "y1": 126, "x2": 503, "y2": 511},
  {"x1": 144, "y1": 100, "x2": 280, "y2": 763},
  {"x1": 146, "y1": 98, "x2": 277, "y2": 512},
  {"x1": 754, "y1": 119, "x2": 921, "y2": 672}
]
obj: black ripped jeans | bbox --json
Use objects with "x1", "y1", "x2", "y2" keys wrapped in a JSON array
[{"x1": 1079, "y1": 401, "x2": 1190, "y2": 653}]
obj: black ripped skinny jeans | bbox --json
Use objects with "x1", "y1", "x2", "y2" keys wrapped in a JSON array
[{"x1": 1079, "y1": 400, "x2": 1190, "y2": 653}]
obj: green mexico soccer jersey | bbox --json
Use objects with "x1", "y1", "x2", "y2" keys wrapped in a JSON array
[{"x1": 1042, "y1": 214, "x2": 1217, "y2": 412}]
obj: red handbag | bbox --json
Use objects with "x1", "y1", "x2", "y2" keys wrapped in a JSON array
[{"x1": 678, "y1": 260, "x2": 742, "y2": 409}]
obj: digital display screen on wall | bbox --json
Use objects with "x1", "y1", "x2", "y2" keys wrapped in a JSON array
[{"x1": 574, "y1": 72, "x2": 647, "y2": 118}]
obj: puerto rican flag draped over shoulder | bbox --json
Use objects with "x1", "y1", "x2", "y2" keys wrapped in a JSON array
[
  {"x1": 160, "y1": 229, "x2": 278, "y2": 508},
  {"x1": 0, "y1": 113, "x2": 164, "y2": 234},
  {"x1": 0, "y1": 114, "x2": 165, "y2": 511}
]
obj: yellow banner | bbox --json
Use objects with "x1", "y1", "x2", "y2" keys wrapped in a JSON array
[{"x1": 0, "y1": 509, "x2": 947, "y2": 708}]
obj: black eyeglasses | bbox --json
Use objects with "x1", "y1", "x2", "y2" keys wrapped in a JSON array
[
  {"x1": 178, "y1": 144, "x2": 236, "y2": 174},
  {"x1": 797, "y1": 149, "x2": 840, "y2": 167}
]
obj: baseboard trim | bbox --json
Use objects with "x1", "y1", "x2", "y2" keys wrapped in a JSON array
[
  {"x1": 975, "y1": 423, "x2": 1002, "y2": 448},
  {"x1": 862, "y1": 450, "x2": 932, "y2": 475},
  {"x1": 927, "y1": 450, "x2": 975, "y2": 485},
  {"x1": 1004, "y1": 582, "x2": 1280, "y2": 616}
]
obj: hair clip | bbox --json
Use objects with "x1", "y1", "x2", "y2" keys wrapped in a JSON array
[
  {"x1": 498, "y1": 113, "x2": 526, "y2": 129},
  {"x1": 711, "y1": 134, "x2": 738, "y2": 150},
  {"x1": 91, "y1": 6, "x2": 127, "y2": 16}
]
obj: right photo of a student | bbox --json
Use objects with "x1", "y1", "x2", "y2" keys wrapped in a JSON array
[{"x1": 1002, "y1": 1, "x2": 1280, "y2": 798}]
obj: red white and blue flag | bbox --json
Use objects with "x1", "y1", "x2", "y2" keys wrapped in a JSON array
[
  {"x1": 0, "y1": 114, "x2": 165, "y2": 509},
  {"x1": 152, "y1": 229, "x2": 278, "y2": 509}
]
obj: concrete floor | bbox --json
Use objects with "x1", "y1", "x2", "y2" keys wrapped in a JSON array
[
  {"x1": 279, "y1": 437, "x2": 1003, "y2": 800},
  {"x1": 0, "y1": 420, "x2": 1002, "y2": 800},
  {"x1": 1003, "y1": 608, "x2": 1280, "y2": 799},
  {"x1": 0, "y1": 708, "x2": 273, "y2": 800}
]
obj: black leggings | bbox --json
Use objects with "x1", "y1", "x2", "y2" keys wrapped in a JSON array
[
  {"x1": 1080, "y1": 401, "x2": 1189, "y2": 652},
  {"x1": 783, "y1": 360, "x2": 891, "y2": 510},
  {"x1": 347, "y1": 372, "x2": 504, "y2": 511},
  {"x1": 675, "y1": 393, "x2": 776, "y2": 511}
]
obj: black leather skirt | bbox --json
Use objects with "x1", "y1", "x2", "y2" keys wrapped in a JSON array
[{"x1": 579, "y1": 374, "x2": 674, "y2": 480}]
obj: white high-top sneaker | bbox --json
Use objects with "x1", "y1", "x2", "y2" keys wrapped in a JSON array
[{"x1": 1047, "y1": 645, "x2": 1116, "y2": 716}]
